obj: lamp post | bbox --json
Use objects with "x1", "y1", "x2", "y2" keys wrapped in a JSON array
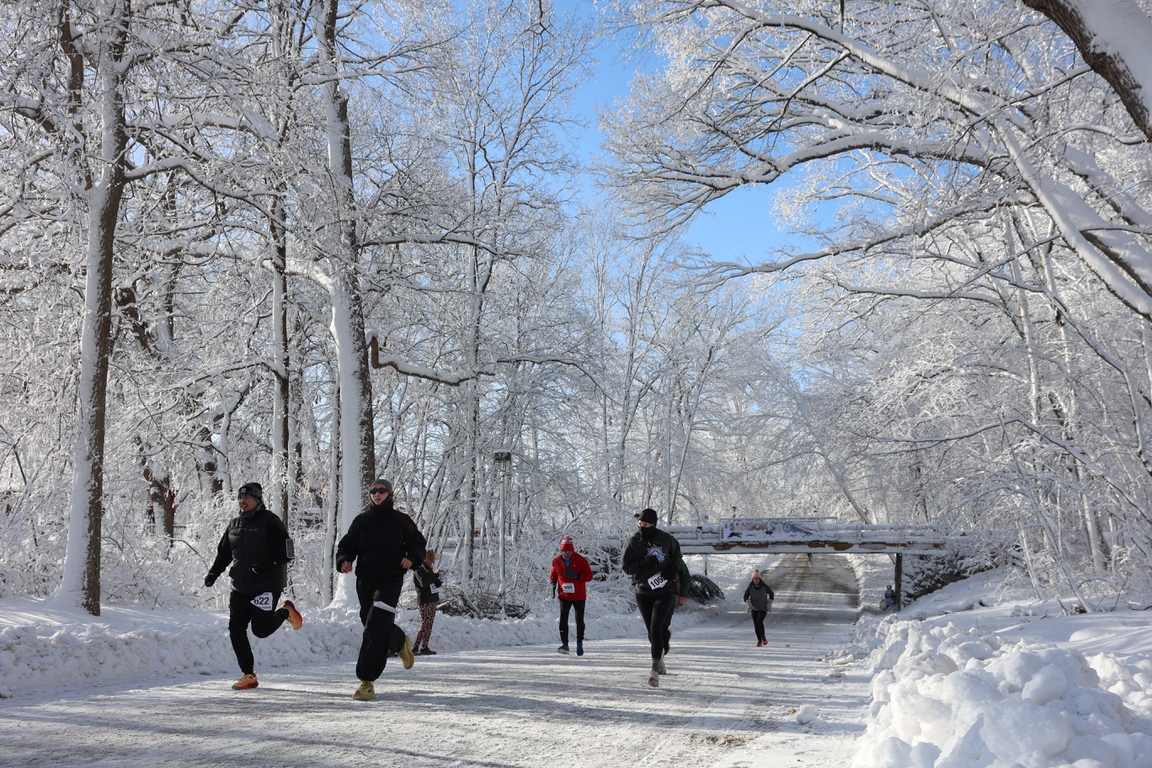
[{"x1": 494, "y1": 450, "x2": 512, "y2": 616}]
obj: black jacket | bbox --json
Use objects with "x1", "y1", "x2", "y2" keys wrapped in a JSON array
[
  {"x1": 206, "y1": 505, "x2": 291, "y2": 594},
  {"x1": 412, "y1": 563, "x2": 443, "y2": 604},
  {"x1": 335, "y1": 500, "x2": 427, "y2": 585},
  {"x1": 622, "y1": 527, "x2": 682, "y2": 595}
]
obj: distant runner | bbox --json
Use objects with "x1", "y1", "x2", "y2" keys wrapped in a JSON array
[
  {"x1": 622, "y1": 508, "x2": 683, "y2": 687},
  {"x1": 550, "y1": 535, "x2": 594, "y2": 655},
  {"x1": 336, "y1": 478, "x2": 425, "y2": 701},
  {"x1": 412, "y1": 549, "x2": 443, "y2": 655},
  {"x1": 742, "y1": 569, "x2": 775, "y2": 646},
  {"x1": 204, "y1": 482, "x2": 303, "y2": 691}
]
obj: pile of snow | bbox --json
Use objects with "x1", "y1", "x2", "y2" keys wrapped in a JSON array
[{"x1": 852, "y1": 617, "x2": 1152, "y2": 768}]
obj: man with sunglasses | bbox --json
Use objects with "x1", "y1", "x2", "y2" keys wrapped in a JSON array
[
  {"x1": 204, "y1": 482, "x2": 303, "y2": 691},
  {"x1": 336, "y1": 478, "x2": 427, "y2": 701}
]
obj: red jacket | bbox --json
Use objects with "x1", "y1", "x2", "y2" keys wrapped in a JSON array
[{"x1": 550, "y1": 552, "x2": 594, "y2": 601}]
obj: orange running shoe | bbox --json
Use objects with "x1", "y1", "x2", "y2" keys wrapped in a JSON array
[
  {"x1": 281, "y1": 600, "x2": 303, "y2": 630},
  {"x1": 232, "y1": 673, "x2": 259, "y2": 690}
]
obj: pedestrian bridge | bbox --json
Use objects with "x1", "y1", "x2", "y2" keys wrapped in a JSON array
[{"x1": 665, "y1": 518, "x2": 951, "y2": 556}]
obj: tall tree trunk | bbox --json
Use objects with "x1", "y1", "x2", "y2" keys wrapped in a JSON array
[
  {"x1": 271, "y1": 197, "x2": 291, "y2": 528},
  {"x1": 55, "y1": 0, "x2": 130, "y2": 616},
  {"x1": 322, "y1": 383, "x2": 340, "y2": 605},
  {"x1": 316, "y1": 0, "x2": 377, "y2": 606}
]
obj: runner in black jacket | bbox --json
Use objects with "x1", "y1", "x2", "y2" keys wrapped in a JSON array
[
  {"x1": 204, "y1": 482, "x2": 303, "y2": 691},
  {"x1": 621, "y1": 507, "x2": 682, "y2": 687},
  {"x1": 336, "y1": 478, "x2": 427, "y2": 701}
]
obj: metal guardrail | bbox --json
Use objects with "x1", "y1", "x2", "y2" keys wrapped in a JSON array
[{"x1": 664, "y1": 519, "x2": 952, "y2": 555}]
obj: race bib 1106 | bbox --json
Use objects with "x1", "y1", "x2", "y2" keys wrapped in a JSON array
[{"x1": 250, "y1": 592, "x2": 275, "y2": 611}]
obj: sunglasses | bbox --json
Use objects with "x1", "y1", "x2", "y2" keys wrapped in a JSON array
[{"x1": 369, "y1": 487, "x2": 389, "y2": 495}]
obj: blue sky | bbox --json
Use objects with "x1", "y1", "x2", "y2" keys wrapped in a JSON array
[{"x1": 559, "y1": 0, "x2": 793, "y2": 268}]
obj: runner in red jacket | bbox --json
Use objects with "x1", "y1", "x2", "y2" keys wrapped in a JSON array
[{"x1": 549, "y1": 535, "x2": 594, "y2": 656}]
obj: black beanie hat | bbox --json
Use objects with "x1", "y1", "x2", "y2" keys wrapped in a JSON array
[
  {"x1": 639, "y1": 508, "x2": 658, "y2": 525},
  {"x1": 237, "y1": 482, "x2": 263, "y2": 501},
  {"x1": 371, "y1": 478, "x2": 392, "y2": 493}
]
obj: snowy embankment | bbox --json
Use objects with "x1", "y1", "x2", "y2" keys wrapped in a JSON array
[
  {"x1": 848, "y1": 569, "x2": 1152, "y2": 768},
  {"x1": 0, "y1": 597, "x2": 717, "y2": 700}
]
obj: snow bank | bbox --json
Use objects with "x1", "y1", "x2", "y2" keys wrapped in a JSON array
[
  {"x1": 851, "y1": 618, "x2": 1152, "y2": 768},
  {"x1": 0, "y1": 598, "x2": 717, "y2": 699}
]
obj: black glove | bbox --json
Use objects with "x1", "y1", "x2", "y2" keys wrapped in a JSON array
[
  {"x1": 641, "y1": 555, "x2": 661, "y2": 571},
  {"x1": 563, "y1": 567, "x2": 579, "y2": 579},
  {"x1": 551, "y1": 583, "x2": 557, "y2": 599},
  {"x1": 204, "y1": 574, "x2": 217, "y2": 588}
]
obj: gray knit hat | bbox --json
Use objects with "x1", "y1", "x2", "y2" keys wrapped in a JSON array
[{"x1": 237, "y1": 482, "x2": 263, "y2": 501}]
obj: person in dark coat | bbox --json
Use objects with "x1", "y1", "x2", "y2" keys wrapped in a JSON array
[
  {"x1": 336, "y1": 478, "x2": 427, "y2": 701},
  {"x1": 621, "y1": 507, "x2": 683, "y2": 687},
  {"x1": 412, "y1": 548, "x2": 443, "y2": 655},
  {"x1": 742, "y1": 569, "x2": 775, "y2": 646},
  {"x1": 204, "y1": 482, "x2": 303, "y2": 691},
  {"x1": 549, "y1": 535, "x2": 594, "y2": 656}
]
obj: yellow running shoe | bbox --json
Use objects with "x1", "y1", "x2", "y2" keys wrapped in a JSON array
[
  {"x1": 232, "y1": 673, "x2": 258, "y2": 690},
  {"x1": 353, "y1": 680, "x2": 375, "y2": 701},
  {"x1": 398, "y1": 634, "x2": 415, "y2": 670}
]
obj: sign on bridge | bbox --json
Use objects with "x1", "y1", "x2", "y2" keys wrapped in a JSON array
[
  {"x1": 722, "y1": 518, "x2": 819, "y2": 542},
  {"x1": 667, "y1": 518, "x2": 950, "y2": 555}
]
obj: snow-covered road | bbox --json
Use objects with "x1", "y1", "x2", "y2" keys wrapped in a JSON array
[{"x1": 0, "y1": 556, "x2": 870, "y2": 767}]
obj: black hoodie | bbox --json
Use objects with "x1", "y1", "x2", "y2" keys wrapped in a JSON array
[
  {"x1": 335, "y1": 497, "x2": 427, "y2": 585},
  {"x1": 621, "y1": 527, "x2": 682, "y2": 595}
]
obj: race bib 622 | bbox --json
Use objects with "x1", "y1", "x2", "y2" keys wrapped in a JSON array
[{"x1": 250, "y1": 592, "x2": 275, "y2": 611}]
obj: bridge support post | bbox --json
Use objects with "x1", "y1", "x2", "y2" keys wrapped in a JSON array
[{"x1": 894, "y1": 553, "x2": 903, "y2": 609}]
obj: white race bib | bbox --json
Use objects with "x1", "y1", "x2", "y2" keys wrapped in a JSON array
[
  {"x1": 562, "y1": 582, "x2": 576, "y2": 594},
  {"x1": 429, "y1": 585, "x2": 439, "y2": 595},
  {"x1": 250, "y1": 592, "x2": 274, "y2": 611},
  {"x1": 647, "y1": 573, "x2": 667, "y2": 590}
]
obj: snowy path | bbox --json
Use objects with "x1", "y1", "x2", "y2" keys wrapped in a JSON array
[{"x1": 0, "y1": 556, "x2": 869, "y2": 767}]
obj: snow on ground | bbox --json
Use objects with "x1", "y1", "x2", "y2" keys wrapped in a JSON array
[
  {"x1": 849, "y1": 565, "x2": 1152, "y2": 768},
  {"x1": 2, "y1": 553, "x2": 1151, "y2": 767},
  {"x1": 0, "y1": 552, "x2": 871, "y2": 767}
]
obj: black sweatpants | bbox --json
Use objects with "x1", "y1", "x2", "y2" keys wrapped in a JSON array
[
  {"x1": 751, "y1": 609, "x2": 768, "y2": 641},
  {"x1": 355, "y1": 577, "x2": 408, "y2": 682},
  {"x1": 228, "y1": 589, "x2": 288, "y2": 675},
  {"x1": 559, "y1": 599, "x2": 586, "y2": 644},
  {"x1": 635, "y1": 590, "x2": 677, "y2": 663}
]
